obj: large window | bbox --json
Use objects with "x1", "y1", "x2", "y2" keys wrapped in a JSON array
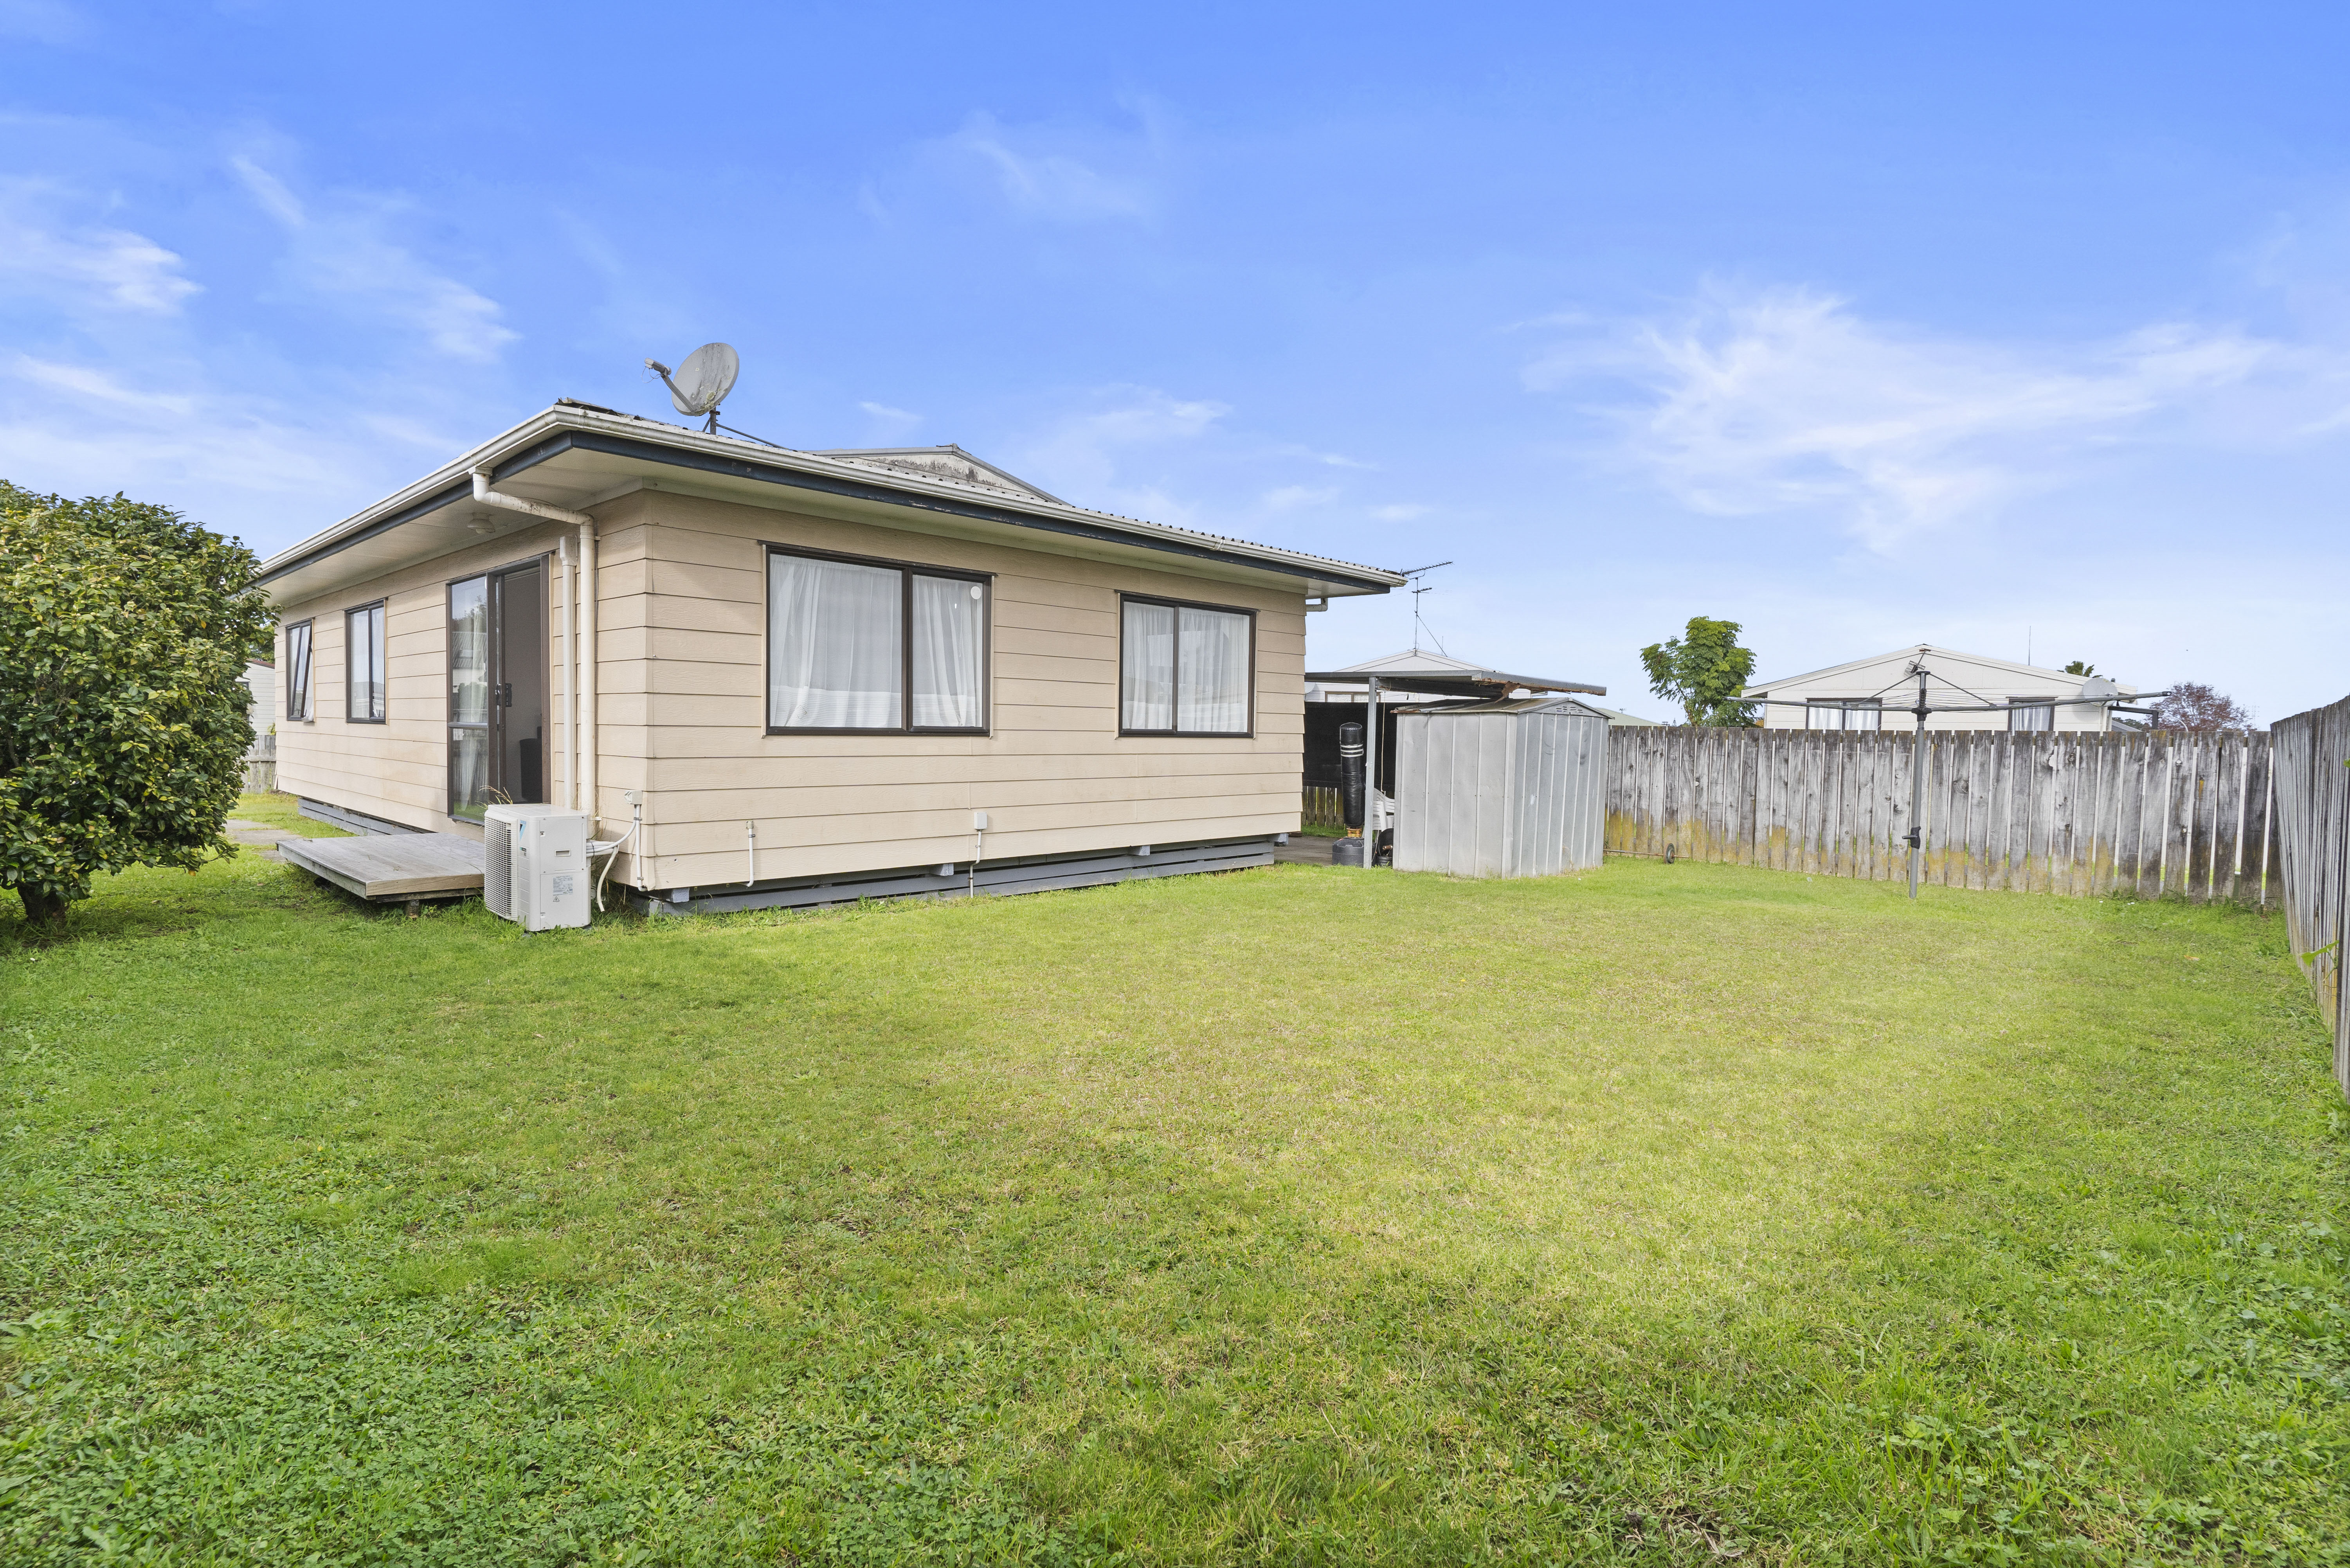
[
  {"x1": 284, "y1": 620, "x2": 313, "y2": 721},
  {"x1": 1805, "y1": 699, "x2": 1882, "y2": 731},
  {"x1": 1119, "y1": 595, "x2": 1254, "y2": 737},
  {"x1": 346, "y1": 602, "x2": 386, "y2": 723},
  {"x1": 2007, "y1": 698, "x2": 2055, "y2": 733},
  {"x1": 766, "y1": 546, "x2": 988, "y2": 733}
]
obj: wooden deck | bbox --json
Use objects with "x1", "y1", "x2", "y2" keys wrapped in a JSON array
[{"x1": 279, "y1": 833, "x2": 484, "y2": 902}]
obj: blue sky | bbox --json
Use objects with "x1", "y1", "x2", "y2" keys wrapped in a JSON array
[{"x1": 5, "y1": 2, "x2": 2348, "y2": 720}]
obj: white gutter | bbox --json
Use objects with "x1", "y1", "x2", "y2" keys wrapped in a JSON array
[{"x1": 473, "y1": 470, "x2": 598, "y2": 818}]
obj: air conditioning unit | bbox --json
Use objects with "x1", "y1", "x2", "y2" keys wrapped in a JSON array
[{"x1": 483, "y1": 805, "x2": 591, "y2": 930}]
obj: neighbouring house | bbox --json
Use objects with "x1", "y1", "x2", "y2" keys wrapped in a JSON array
[
  {"x1": 1744, "y1": 644, "x2": 2142, "y2": 733},
  {"x1": 241, "y1": 659, "x2": 276, "y2": 736},
  {"x1": 256, "y1": 401, "x2": 1402, "y2": 908},
  {"x1": 240, "y1": 658, "x2": 278, "y2": 791}
]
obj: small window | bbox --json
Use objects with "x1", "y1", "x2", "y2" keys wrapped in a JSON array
[
  {"x1": 766, "y1": 546, "x2": 988, "y2": 733},
  {"x1": 346, "y1": 602, "x2": 386, "y2": 723},
  {"x1": 1805, "y1": 699, "x2": 1881, "y2": 731},
  {"x1": 284, "y1": 620, "x2": 313, "y2": 722},
  {"x1": 2007, "y1": 699, "x2": 2055, "y2": 733},
  {"x1": 1120, "y1": 595, "x2": 1254, "y2": 736}
]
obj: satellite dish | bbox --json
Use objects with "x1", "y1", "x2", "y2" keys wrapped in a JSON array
[{"x1": 643, "y1": 342, "x2": 739, "y2": 428}]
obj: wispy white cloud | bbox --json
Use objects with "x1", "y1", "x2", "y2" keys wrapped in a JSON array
[
  {"x1": 0, "y1": 183, "x2": 200, "y2": 312},
  {"x1": 1013, "y1": 385, "x2": 1229, "y2": 523},
  {"x1": 232, "y1": 156, "x2": 518, "y2": 361},
  {"x1": 1261, "y1": 483, "x2": 1338, "y2": 511},
  {"x1": 0, "y1": 354, "x2": 373, "y2": 505},
  {"x1": 857, "y1": 399, "x2": 921, "y2": 439},
  {"x1": 1532, "y1": 284, "x2": 2285, "y2": 551},
  {"x1": 914, "y1": 105, "x2": 1170, "y2": 225},
  {"x1": 1370, "y1": 503, "x2": 1430, "y2": 521},
  {"x1": 13, "y1": 354, "x2": 194, "y2": 414}
]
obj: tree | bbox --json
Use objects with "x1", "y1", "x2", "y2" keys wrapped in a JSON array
[
  {"x1": 0, "y1": 484, "x2": 272, "y2": 926},
  {"x1": 1640, "y1": 616, "x2": 1759, "y2": 726},
  {"x1": 2150, "y1": 681, "x2": 2252, "y2": 732},
  {"x1": 2062, "y1": 660, "x2": 2096, "y2": 677}
]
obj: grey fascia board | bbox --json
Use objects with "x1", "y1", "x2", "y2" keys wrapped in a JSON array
[{"x1": 259, "y1": 408, "x2": 1407, "y2": 593}]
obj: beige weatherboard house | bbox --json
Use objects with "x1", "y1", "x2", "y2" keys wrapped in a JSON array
[
  {"x1": 258, "y1": 401, "x2": 1403, "y2": 912},
  {"x1": 1745, "y1": 644, "x2": 2142, "y2": 733}
]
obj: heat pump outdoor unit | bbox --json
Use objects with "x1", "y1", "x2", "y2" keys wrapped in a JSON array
[{"x1": 483, "y1": 805, "x2": 592, "y2": 930}]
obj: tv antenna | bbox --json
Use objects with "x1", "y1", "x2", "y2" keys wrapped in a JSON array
[
  {"x1": 1397, "y1": 560, "x2": 1452, "y2": 655},
  {"x1": 645, "y1": 343, "x2": 740, "y2": 434}
]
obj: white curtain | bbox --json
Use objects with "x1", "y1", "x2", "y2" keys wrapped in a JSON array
[
  {"x1": 1177, "y1": 606, "x2": 1250, "y2": 733},
  {"x1": 348, "y1": 604, "x2": 385, "y2": 721},
  {"x1": 910, "y1": 575, "x2": 984, "y2": 728},
  {"x1": 285, "y1": 621, "x2": 312, "y2": 721},
  {"x1": 1122, "y1": 601, "x2": 1174, "y2": 730},
  {"x1": 769, "y1": 555, "x2": 902, "y2": 728}
]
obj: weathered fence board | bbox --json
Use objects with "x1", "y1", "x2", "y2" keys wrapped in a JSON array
[
  {"x1": 2271, "y1": 694, "x2": 2350, "y2": 1098},
  {"x1": 1606, "y1": 728, "x2": 2280, "y2": 906}
]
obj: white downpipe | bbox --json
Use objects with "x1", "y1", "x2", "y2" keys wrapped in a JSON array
[
  {"x1": 470, "y1": 470, "x2": 597, "y2": 819},
  {"x1": 556, "y1": 535, "x2": 575, "y2": 811},
  {"x1": 578, "y1": 519, "x2": 599, "y2": 835}
]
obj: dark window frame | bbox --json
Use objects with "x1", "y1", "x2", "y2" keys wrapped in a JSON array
[
  {"x1": 2006, "y1": 698, "x2": 2057, "y2": 733},
  {"x1": 344, "y1": 600, "x2": 387, "y2": 724},
  {"x1": 283, "y1": 618, "x2": 314, "y2": 723},
  {"x1": 1805, "y1": 698, "x2": 1882, "y2": 732},
  {"x1": 762, "y1": 541, "x2": 993, "y2": 737},
  {"x1": 1117, "y1": 592, "x2": 1259, "y2": 739}
]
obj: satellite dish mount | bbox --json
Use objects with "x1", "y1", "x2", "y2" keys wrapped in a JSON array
[{"x1": 644, "y1": 342, "x2": 740, "y2": 433}]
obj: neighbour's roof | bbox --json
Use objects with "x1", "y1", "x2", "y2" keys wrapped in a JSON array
[
  {"x1": 256, "y1": 401, "x2": 1406, "y2": 606},
  {"x1": 1304, "y1": 647, "x2": 1605, "y2": 698},
  {"x1": 1744, "y1": 643, "x2": 2138, "y2": 702},
  {"x1": 1393, "y1": 695, "x2": 1609, "y2": 717}
]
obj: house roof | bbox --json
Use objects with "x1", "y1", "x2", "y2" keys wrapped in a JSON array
[
  {"x1": 256, "y1": 402, "x2": 1406, "y2": 606},
  {"x1": 1744, "y1": 643, "x2": 2139, "y2": 703},
  {"x1": 1303, "y1": 647, "x2": 1605, "y2": 697}
]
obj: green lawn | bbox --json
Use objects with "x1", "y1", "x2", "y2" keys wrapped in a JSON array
[{"x1": 3, "y1": 805, "x2": 2345, "y2": 1565}]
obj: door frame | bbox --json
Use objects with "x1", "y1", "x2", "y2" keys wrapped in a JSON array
[{"x1": 446, "y1": 553, "x2": 553, "y2": 822}]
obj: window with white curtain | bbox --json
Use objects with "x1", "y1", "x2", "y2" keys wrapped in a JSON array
[
  {"x1": 1120, "y1": 595, "x2": 1253, "y2": 736},
  {"x1": 1805, "y1": 699, "x2": 1881, "y2": 731},
  {"x1": 766, "y1": 547, "x2": 988, "y2": 732},
  {"x1": 2007, "y1": 699, "x2": 2055, "y2": 733},
  {"x1": 345, "y1": 602, "x2": 385, "y2": 723},
  {"x1": 284, "y1": 620, "x2": 313, "y2": 721}
]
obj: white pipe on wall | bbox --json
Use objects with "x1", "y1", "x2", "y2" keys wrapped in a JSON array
[
  {"x1": 578, "y1": 519, "x2": 599, "y2": 837},
  {"x1": 470, "y1": 470, "x2": 599, "y2": 822},
  {"x1": 556, "y1": 535, "x2": 575, "y2": 811}
]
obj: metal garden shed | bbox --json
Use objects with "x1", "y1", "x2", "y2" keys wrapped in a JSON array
[{"x1": 1391, "y1": 698, "x2": 1608, "y2": 878}]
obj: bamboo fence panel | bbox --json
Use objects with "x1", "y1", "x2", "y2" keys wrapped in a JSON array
[{"x1": 1606, "y1": 727, "x2": 2279, "y2": 906}]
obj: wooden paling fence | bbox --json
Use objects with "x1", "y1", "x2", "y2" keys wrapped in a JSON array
[
  {"x1": 1605, "y1": 727, "x2": 2279, "y2": 903},
  {"x1": 2270, "y1": 692, "x2": 2350, "y2": 1097},
  {"x1": 1302, "y1": 786, "x2": 1347, "y2": 834}
]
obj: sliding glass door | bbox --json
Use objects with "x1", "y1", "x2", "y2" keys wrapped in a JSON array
[{"x1": 447, "y1": 561, "x2": 549, "y2": 821}]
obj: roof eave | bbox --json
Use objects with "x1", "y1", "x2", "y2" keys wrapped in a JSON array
[{"x1": 257, "y1": 406, "x2": 1406, "y2": 599}]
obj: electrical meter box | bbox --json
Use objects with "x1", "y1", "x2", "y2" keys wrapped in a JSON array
[{"x1": 483, "y1": 805, "x2": 591, "y2": 930}]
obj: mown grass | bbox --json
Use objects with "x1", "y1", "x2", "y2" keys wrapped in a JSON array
[{"x1": 2, "y1": 803, "x2": 2345, "y2": 1564}]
